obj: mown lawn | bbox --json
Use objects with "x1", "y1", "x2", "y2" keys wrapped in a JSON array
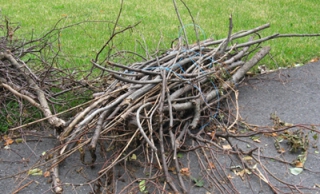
[
  {"x1": 1, "y1": 0, "x2": 319, "y2": 132},
  {"x1": 2, "y1": 0, "x2": 320, "y2": 68}
]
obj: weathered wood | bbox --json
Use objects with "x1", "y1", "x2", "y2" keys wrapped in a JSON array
[{"x1": 1, "y1": 16, "x2": 320, "y2": 193}]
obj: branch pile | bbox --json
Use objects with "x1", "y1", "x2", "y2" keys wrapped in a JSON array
[
  {"x1": 57, "y1": 22, "x2": 272, "y2": 193},
  {"x1": 1, "y1": 15, "x2": 320, "y2": 193},
  {"x1": 0, "y1": 18, "x2": 101, "y2": 130}
]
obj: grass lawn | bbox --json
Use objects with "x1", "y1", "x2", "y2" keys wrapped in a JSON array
[
  {"x1": 0, "y1": 1, "x2": 319, "y2": 132},
  {"x1": 1, "y1": 0, "x2": 320, "y2": 68}
]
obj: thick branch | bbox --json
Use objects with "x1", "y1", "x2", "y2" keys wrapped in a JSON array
[{"x1": 0, "y1": 51, "x2": 65, "y2": 128}]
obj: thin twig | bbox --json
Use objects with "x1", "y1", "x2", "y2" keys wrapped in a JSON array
[
  {"x1": 173, "y1": 0, "x2": 189, "y2": 48},
  {"x1": 136, "y1": 102, "x2": 157, "y2": 151},
  {"x1": 219, "y1": 14, "x2": 233, "y2": 54}
]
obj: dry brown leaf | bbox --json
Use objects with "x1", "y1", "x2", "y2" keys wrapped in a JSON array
[
  {"x1": 235, "y1": 169, "x2": 247, "y2": 180},
  {"x1": 277, "y1": 148, "x2": 286, "y2": 154},
  {"x1": 310, "y1": 57, "x2": 319, "y2": 63},
  {"x1": 243, "y1": 156, "x2": 253, "y2": 161},
  {"x1": 180, "y1": 167, "x2": 190, "y2": 176},
  {"x1": 208, "y1": 162, "x2": 216, "y2": 169},
  {"x1": 236, "y1": 169, "x2": 245, "y2": 177},
  {"x1": 222, "y1": 144, "x2": 232, "y2": 150},
  {"x1": 253, "y1": 139, "x2": 261, "y2": 143},
  {"x1": 3, "y1": 135, "x2": 14, "y2": 146},
  {"x1": 168, "y1": 167, "x2": 177, "y2": 174},
  {"x1": 294, "y1": 161, "x2": 304, "y2": 168},
  {"x1": 43, "y1": 171, "x2": 50, "y2": 177},
  {"x1": 207, "y1": 131, "x2": 216, "y2": 140},
  {"x1": 227, "y1": 174, "x2": 234, "y2": 179}
]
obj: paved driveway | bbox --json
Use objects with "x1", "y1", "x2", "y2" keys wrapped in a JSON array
[{"x1": 1, "y1": 62, "x2": 320, "y2": 194}]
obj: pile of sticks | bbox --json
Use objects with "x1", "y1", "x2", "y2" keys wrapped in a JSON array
[
  {"x1": 2, "y1": 14, "x2": 320, "y2": 192},
  {"x1": 56, "y1": 22, "x2": 273, "y2": 192}
]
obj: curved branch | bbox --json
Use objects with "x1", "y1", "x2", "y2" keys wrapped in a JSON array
[{"x1": 136, "y1": 102, "x2": 157, "y2": 151}]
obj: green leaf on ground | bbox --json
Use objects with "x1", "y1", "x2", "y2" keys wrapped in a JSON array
[
  {"x1": 139, "y1": 180, "x2": 146, "y2": 192},
  {"x1": 28, "y1": 168, "x2": 43, "y2": 176},
  {"x1": 313, "y1": 133, "x2": 318, "y2": 140},
  {"x1": 130, "y1": 154, "x2": 137, "y2": 160},
  {"x1": 192, "y1": 177, "x2": 204, "y2": 187},
  {"x1": 290, "y1": 167, "x2": 303, "y2": 175}
]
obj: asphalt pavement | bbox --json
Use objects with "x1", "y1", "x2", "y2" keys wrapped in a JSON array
[{"x1": 1, "y1": 62, "x2": 320, "y2": 194}]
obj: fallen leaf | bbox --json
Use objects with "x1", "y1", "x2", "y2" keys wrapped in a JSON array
[
  {"x1": 251, "y1": 164, "x2": 257, "y2": 170},
  {"x1": 180, "y1": 167, "x2": 190, "y2": 176},
  {"x1": 295, "y1": 161, "x2": 304, "y2": 168},
  {"x1": 207, "y1": 131, "x2": 216, "y2": 140},
  {"x1": 222, "y1": 144, "x2": 232, "y2": 150},
  {"x1": 290, "y1": 167, "x2": 303, "y2": 175},
  {"x1": 243, "y1": 156, "x2": 253, "y2": 161},
  {"x1": 310, "y1": 57, "x2": 319, "y2": 63},
  {"x1": 15, "y1": 138, "x2": 23, "y2": 143},
  {"x1": 28, "y1": 168, "x2": 43, "y2": 176},
  {"x1": 297, "y1": 152, "x2": 308, "y2": 165},
  {"x1": 168, "y1": 167, "x2": 177, "y2": 174},
  {"x1": 245, "y1": 168, "x2": 252, "y2": 175},
  {"x1": 253, "y1": 139, "x2": 261, "y2": 143},
  {"x1": 313, "y1": 133, "x2": 318, "y2": 140},
  {"x1": 193, "y1": 178, "x2": 204, "y2": 187},
  {"x1": 43, "y1": 171, "x2": 50, "y2": 177},
  {"x1": 208, "y1": 162, "x2": 215, "y2": 169},
  {"x1": 130, "y1": 154, "x2": 137, "y2": 160},
  {"x1": 235, "y1": 169, "x2": 246, "y2": 180},
  {"x1": 284, "y1": 122, "x2": 293, "y2": 127},
  {"x1": 250, "y1": 135, "x2": 261, "y2": 143},
  {"x1": 3, "y1": 136, "x2": 14, "y2": 146},
  {"x1": 277, "y1": 148, "x2": 286, "y2": 154},
  {"x1": 139, "y1": 180, "x2": 146, "y2": 192}
]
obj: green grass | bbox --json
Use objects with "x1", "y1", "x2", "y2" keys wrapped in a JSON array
[
  {"x1": 2, "y1": 0, "x2": 320, "y2": 69},
  {"x1": 0, "y1": 100, "x2": 43, "y2": 132},
  {"x1": 1, "y1": 1, "x2": 319, "y2": 132}
]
